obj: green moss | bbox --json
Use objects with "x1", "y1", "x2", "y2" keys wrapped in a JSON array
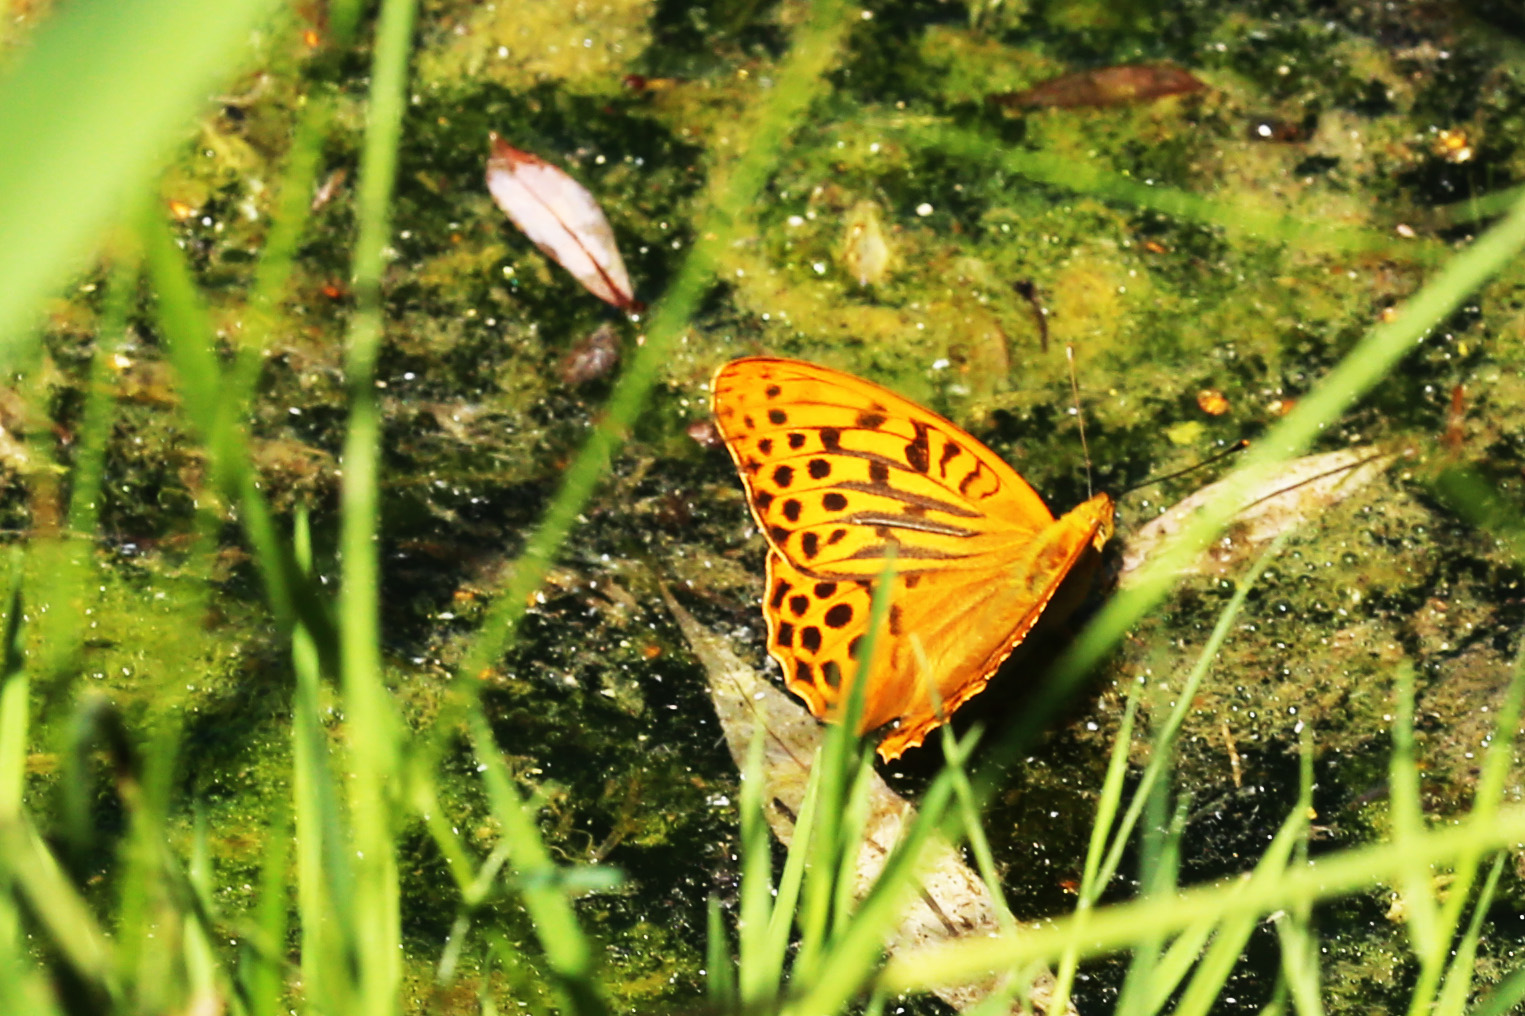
[{"x1": 11, "y1": 0, "x2": 1525, "y2": 1012}]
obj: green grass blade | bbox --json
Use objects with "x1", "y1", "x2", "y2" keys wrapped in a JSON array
[
  {"x1": 291, "y1": 510, "x2": 357, "y2": 1015},
  {"x1": 707, "y1": 894, "x2": 736, "y2": 1010},
  {"x1": 829, "y1": 749, "x2": 879, "y2": 938},
  {"x1": 451, "y1": 0, "x2": 854, "y2": 692},
  {"x1": 1169, "y1": 731, "x2": 1315, "y2": 1016},
  {"x1": 0, "y1": 818, "x2": 118, "y2": 1002},
  {"x1": 1048, "y1": 679, "x2": 1142, "y2": 1011},
  {"x1": 1115, "y1": 791, "x2": 1189, "y2": 1016},
  {"x1": 975, "y1": 188, "x2": 1525, "y2": 793},
  {"x1": 793, "y1": 770, "x2": 961, "y2": 1015},
  {"x1": 0, "y1": 562, "x2": 26, "y2": 823},
  {"x1": 141, "y1": 218, "x2": 336, "y2": 652},
  {"x1": 1390, "y1": 665, "x2": 1441, "y2": 965},
  {"x1": 940, "y1": 723, "x2": 1017, "y2": 938},
  {"x1": 467, "y1": 708, "x2": 610, "y2": 1016},
  {"x1": 1468, "y1": 963, "x2": 1525, "y2": 1016},
  {"x1": 244, "y1": 807, "x2": 292, "y2": 1016},
  {"x1": 761, "y1": 752, "x2": 823, "y2": 981},
  {"x1": 900, "y1": 122, "x2": 1441, "y2": 262},
  {"x1": 227, "y1": 94, "x2": 336, "y2": 409},
  {"x1": 737, "y1": 725, "x2": 776, "y2": 1007},
  {"x1": 0, "y1": 0, "x2": 283, "y2": 358},
  {"x1": 1433, "y1": 853, "x2": 1506, "y2": 1016},
  {"x1": 334, "y1": 0, "x2": 419, "y2": 1011},
  {"x1": 1272, "y1": 910, "x2": 1326, "y2": 1016}
]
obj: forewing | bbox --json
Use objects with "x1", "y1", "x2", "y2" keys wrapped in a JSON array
[{"x1": 712, "y1": 357, "x2": 1056, "y2": 581}]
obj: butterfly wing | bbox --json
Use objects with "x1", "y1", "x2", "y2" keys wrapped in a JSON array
[{"x1": 713, "y1": 356, "x2": 1113, "y2": 760}]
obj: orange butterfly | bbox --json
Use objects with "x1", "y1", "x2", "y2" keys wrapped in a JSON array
[{"x1": 711, "y1": 357, "x2": 1114, "y2": 761}]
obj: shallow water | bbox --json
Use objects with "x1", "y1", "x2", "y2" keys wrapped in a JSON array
[{"x1": 13, "y1": 0, "x2": 1525, "y2": 1012}]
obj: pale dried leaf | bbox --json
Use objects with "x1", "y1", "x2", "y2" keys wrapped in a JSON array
[
  {"x1": 485, "y1": 134, "x2": 634, "y2": 310},
  {"x1": 661, "y1": 586, "x2": 1074, "y2": 1016},
  {"x1": 1119, "y1": 446, "x2": 1396, "y2": 585}
]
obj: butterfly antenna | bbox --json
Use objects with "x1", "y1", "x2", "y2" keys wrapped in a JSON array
[
  {"x1": 1117, "y1": 439, "x2": 1250, "y2": 497},
  {"x1": 1066, "y1": 344, "x2": 1094, "y2": 497}
]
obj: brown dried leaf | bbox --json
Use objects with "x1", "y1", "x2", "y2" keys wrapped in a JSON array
[
  {"x1": 1118, "y1": 447, "x2": 1396, "y2": 584},
  {"x1": 990, "y1": 63, "x2": 1205, "y2": 110},
  {"x1": 485, "y1": 134, "x2": 635, "y2": 310},
  {"x1": 559, "y1": 322, "x2": 621, "y2": 385},
  {"x1": 661, "y1": 586, "x2": 1073, "y2": 1016}
]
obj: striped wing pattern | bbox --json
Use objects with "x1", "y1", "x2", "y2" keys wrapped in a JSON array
[{"x1": 712, "y1": 357, "x2": 1113, "y2": 760}]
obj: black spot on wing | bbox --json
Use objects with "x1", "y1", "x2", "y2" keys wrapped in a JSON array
[
  {"x1": 856, "y1": 411, "x2": 886, "y2": 429},
  {"x1": 768, "y1": 409, "x2": 788, "y2": 425},
  {"x1": 906, "y1": 421, "x2": 931, "y2": 473},
  {"x1": 773, "y1": 465, "x2": 794, "y2": 488},
  {"x1": 770, "y1": 580, "x2": 791, "y2": 609},
  {"x1": 938, "y1": 440, "x2": 962, "y2": 478},
  {"x1": 824, "y1": 603, "x2": 853, "y2": 629},
  {"x1": 801, "y1": 627, "x2": 822, "y2": 653},
  {"x1": 822, "y1": 661, "x2": 842, "y2": 689}
]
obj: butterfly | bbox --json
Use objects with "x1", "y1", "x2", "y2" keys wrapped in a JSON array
[{"x1": 711, "y1": 357, "x2": 1115, "y2": 761}]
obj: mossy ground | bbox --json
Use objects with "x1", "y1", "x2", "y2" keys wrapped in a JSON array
[{"x1": 9, "y1": 0, "x2": 1525, "y2": 1012}]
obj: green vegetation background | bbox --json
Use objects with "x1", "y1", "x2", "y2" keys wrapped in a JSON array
[{"x1": 5, "y1": 0, "x2": 1525, "y2": 1013}]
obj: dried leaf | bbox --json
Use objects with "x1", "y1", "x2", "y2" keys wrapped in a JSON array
[
  {"x1": 1118, "y1": 447, "x2": 1396, "y2": 584},
  {"x1": 661, "y1": 586, "x2": 1073, "y2": 1016},
  {"x1": 685, "y1": 418, "x2": 722, "y2": 449},
  {"x1": 559, "y1": 322, "x2": 621, "y2": 385},
  {"x1": 841, "y1": 200, "x2": 893, "y2": 287},
  {"x1": 485, "y1": 134, "x2": 635, "y2": 310},
  {"x1": 990, "y1": 63, "x2": 1205, "y2": 110}
]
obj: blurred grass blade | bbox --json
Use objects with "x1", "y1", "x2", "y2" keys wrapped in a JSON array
[
  {"x1": 0, "y1": 818, "x2": 118, "y2": 1001},
  {"x1": 244, "y1": 807, "x2": 292, "y2": 1016},
  {"x1": 451, "y1": 0, "x2": 854, "y2": 691},
  {"x1": 973, "y1": 187, "x2": 1525, "y2": 794},
  {"x1": 707, "y1": 894, "x2": 736, "y2": 1009},
  {"x1": 291, "y1": 508, "x2": 357, "y2": 1014},
  {"x1": 467, "y1": 709, "x2": 610, "y2": 1016},
  {"x1": 0, "y1": 561, "x2": 26, "y2": 822},
  {"x1": 1272, "y1": 910, "x2": 1325, "y2": 1016},
  {"x1": 0, "y1": 0, "x2": 283, "y2": 359},
  {"x1": 1469, "y1": 963, "x2": 1525, "y2": 1016},
  {"x1": 737, "y1": 726, "x2": 776, "y2": 1007},
  {"x1": 1432, "y1": 852, "x2": 1505, "y2": 1016},
  {"x1": 939, "y1": 723, "x2": 1017, "y2": 938},
  {"x1": 1115, "y1": 790, "x2": 1188, "y2": 1015},
  {"x1": 1390, "y1": 665, "x2": 1440, "y2": 960},
  {"x1": 330, "y1": 0, "x2": 419, "y2": 1011},
  {"x1": 1170, "y1": 731, "x2": 1315, "y2": 1016}
]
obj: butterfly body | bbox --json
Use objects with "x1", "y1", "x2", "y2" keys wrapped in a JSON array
[{"x1": 712, "y1": 357, "x2": 1113, "y2": 760}]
